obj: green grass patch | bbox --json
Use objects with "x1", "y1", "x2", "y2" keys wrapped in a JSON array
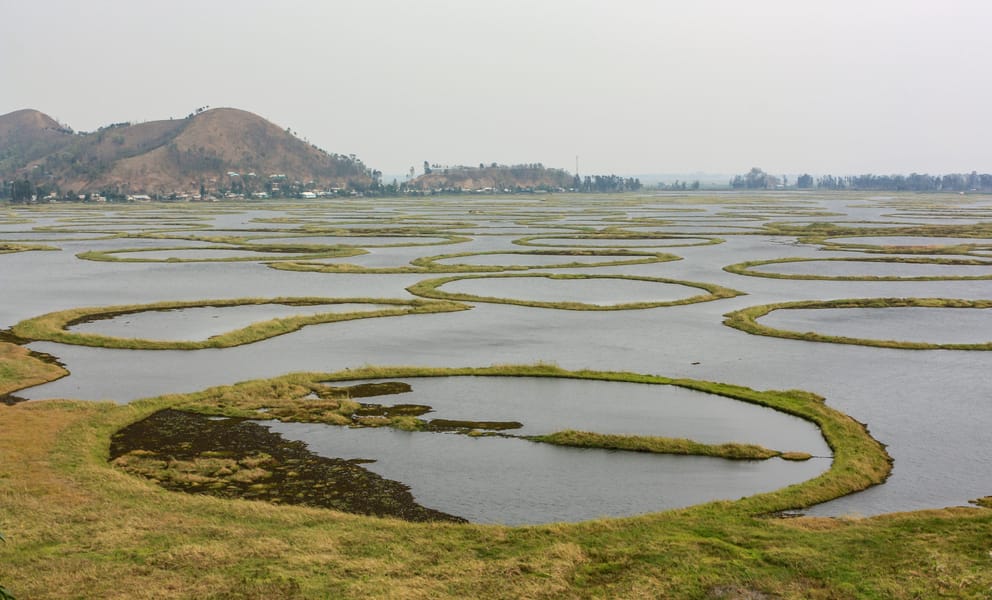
[
  {"x1": 0, "y1": 242, "x2": 59, "y2": 254},
  {"x1": 527, "y1": 430, "x2": 806, "y2": 460}
]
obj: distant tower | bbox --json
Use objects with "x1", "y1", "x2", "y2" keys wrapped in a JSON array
[{"x1": 575, "y1": 155, "x2": 579, "y2": 176}]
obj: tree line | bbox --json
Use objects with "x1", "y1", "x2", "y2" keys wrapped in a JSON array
[{"x1": 732, "y1": 167, "x2": 992, "y2": 192}]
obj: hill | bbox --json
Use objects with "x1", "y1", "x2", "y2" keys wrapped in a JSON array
[
  {"x1": 411, "y1": 163, "x2": 573, "y2": 193},
  {"x1": 0, "y1": 108, "x2": 372, "y2": 198}
]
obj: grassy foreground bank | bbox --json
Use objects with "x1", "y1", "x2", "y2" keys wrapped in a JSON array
[{"x1": 1, "y1": 361, "x2": 990, "y2": 598}]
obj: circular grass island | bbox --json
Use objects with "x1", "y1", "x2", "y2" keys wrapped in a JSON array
[
  {"x1": 268, "y1": 249, "x2": 681, "y2": 275},
  {"x1": 11, "y1": 297, "x2": 471, "y2": 350},
  {"x1": 407, "y1": 273, "x2": 743, "y2": 310},
  {"x1": 724, "y1": 297, "x2": 992, "y2": 350},
  {"x1": 75, "y1": 243, "x2": 369, "y2": 263},
  {"x1": 513, "y1": 233, "x2": 723, "y2": 249},
  {"x1": 103, "y1": 363, "x2": 888, "y2": 521},
  {"x1": 723, "y1": 256, "x2": 992, "y2": 281}
]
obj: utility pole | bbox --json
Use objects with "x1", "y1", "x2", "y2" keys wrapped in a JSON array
[{"x1": 575, "y1": 155, "x2": 579, "y2": 176}]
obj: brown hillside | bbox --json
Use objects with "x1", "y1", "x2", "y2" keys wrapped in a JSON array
[
  {"x1": 0, "y1": 109, "x2": 75, "y2": 172},
  {"x1": 0, "y1": 109, "x2": 64, "y2": 138},
  {"x1": 2, "y1": 107, "x2": 371, "y2": 194}
]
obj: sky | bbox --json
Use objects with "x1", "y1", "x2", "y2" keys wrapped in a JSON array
[{"x1": 3, "y1": 0, "x2": 991, "y2": 177}]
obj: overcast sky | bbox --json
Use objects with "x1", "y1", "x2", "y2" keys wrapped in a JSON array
[{"x1": 3, "y1": 1, "x2": 990, "y2": 176}]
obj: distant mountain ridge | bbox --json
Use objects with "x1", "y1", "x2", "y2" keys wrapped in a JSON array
[{"x1": 0, "y1": 107, "x2": 372, "y2": 197}]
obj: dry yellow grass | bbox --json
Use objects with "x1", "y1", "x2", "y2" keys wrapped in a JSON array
[
  {"x1": 0, "y1": 342, "x2": 68, "y2": 396},
  {"x1": 0, "y1": 362, "x2": 990, "y2": 598}
]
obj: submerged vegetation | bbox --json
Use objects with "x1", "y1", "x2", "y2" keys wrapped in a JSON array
[
  {"x1": 11, "y1": 297, "x2": 471, "y2": 350},
  {"x1": 724, "y1": 297, "x2": 992, "y2": 350}
]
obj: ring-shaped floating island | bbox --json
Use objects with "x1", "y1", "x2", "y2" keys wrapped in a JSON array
[
  {"x1": 724, "y1": 256, "x2": 992, "y2": 281},
  {"x1": 407, "y1": 273, "x2": 743, "y2": 310},
  {"x1": 269, "y1": 249, "x2": 681, "y2": 275},
  {"x1": 75, "y1": 243, "x2": 368, "y2": 263},
  {"x1": 237, "y1": 231, "x2": 472, "y2": 248},
  {"x1": 815, "y1": 235, "x2": 992, "y2": 255},
  {"x1": 724, "y1": 297, "x2": 992, "y2": 350},
  {"x1": 11, "y1": 297, "x2": 470, "y2": 350},
  {"x1": 103, "y1": 364, "x2": 890, "y2": 523},
  {"x1": 513, "y1": 233, "x2": 724, "y2": 248}
]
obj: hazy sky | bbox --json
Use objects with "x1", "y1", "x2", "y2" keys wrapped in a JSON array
[{"x1": 3, "y1": 1, "x2": 990, "y2": 176}]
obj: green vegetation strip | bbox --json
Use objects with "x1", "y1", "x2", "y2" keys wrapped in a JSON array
[
  {"x1": 724, "y1": 297, "x2": 992, "y2": 350},
  {"x1": 0, "y1": 242, "x2": 58, "y2": 254},
  {"x1": 269, "y1": 249, "x2": 680, "y2": 275},
  {"x1": 407, "y1": 273, "x2": 743, "y2": 310},
  {"x1": 11, "y1": 297, "x2": 470, "y2": 350},
  {"x1": 528, "y1": 430, "x2": 811, "y2": 461},
  {"x1": 724, "y1": 256, "x2": 992, "y2": 281}
]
